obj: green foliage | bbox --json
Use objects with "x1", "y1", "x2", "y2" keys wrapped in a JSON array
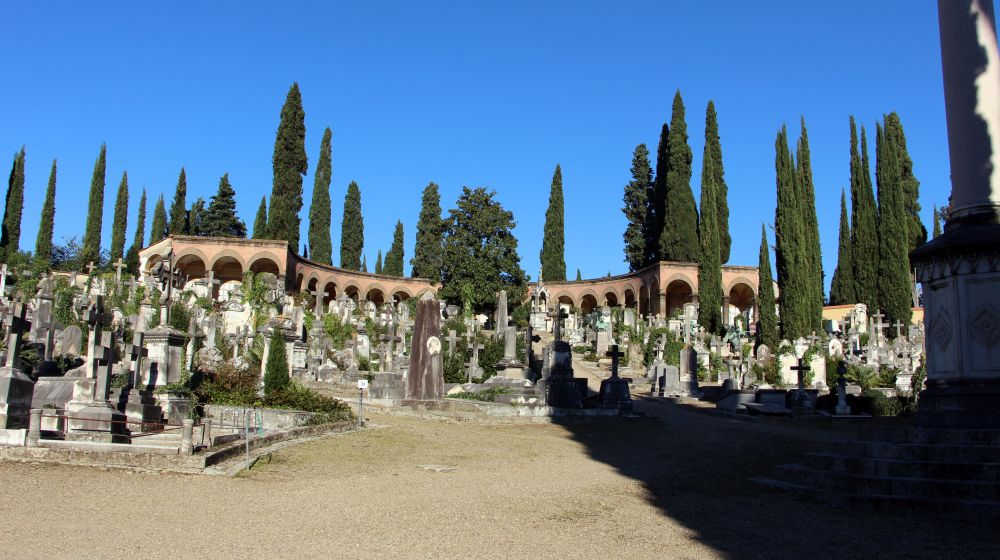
[
  {"x1": 252, "y1": 197, "x2": 268, "y2": 239},
  {"x1": 411, "y1": 182, "x2": 445, "y2": 281},
  {"x1": 757, "y1": 224, "x2": 778, "y2": 350},
  {"x1": 265, "y1": 382, "x2": 354, "y2": 423},
  {"x1": 167, "y1": 302, "x2": 192, "y2": 332},
  {"x1": 383, "y1": 220, "x2": 405, "y2": 276},
  {"x1": 263, "y1": 329, "x2": 290, "y2": 396},
  {"x1": 150, "y1": 194, "x2": 168, "y2": 245},
  {"x1": 658, "y1": 91, "x2": 700, "y2": 263},
  {"x1": 340, "y1": 181, "x2": 364, "y2": 270},
  {"x1": 443, "y1": 349, "x2": 466, "y2": 383},
  {"x1": 876, "y1": 364, "x2": 899, "y2": 389},
  {"x1": 697, "y1": 147, "x2": 723, "y2": 335},
  {"x1": 704, "y1": 101, "x2": 731, "y2": 263},
  {"x1": 885, "y1": 112, "x2": 926, "y2": 256},
  {"x1": 448, "y1": 386, "x2": 511, "y2": 402},
  {"x1": 1, "y1": 146, "x2": 26, "y2": 262},
  {"x1": 188, "y1": 197, "x2": 206, "y2": 236},
  {"x1": 169, "y1": 167, "x2": 188, "y2": 235},
  {"x1": 540, "y1": 164, "x2": 566, "y2": 281},
  {"x1": 643, "y1": 327, "x2": 684, "y2": 367},
  {"x1": 932, "y1": 205, "x2": 942, "y2": 238},
  {"x1": 307, "y1": 127, "x2": 333, "y2": 264},
  {"x1": 829, "y1": 188, "x2": 855, "y2": 305},
  {"x1": 774, "y1": 125, "x2": 810, "y2": 339},
  {"x1": 795, "y1": 119, "x2": 824, "y2": 333},
  {"x1": 861, "y1": 389, "x2": 902, "y2": 417},
  {"x1": 850, "y1": 119, "x2": 879, "y2": 313},
  {"x1": 35, "y1": 159, "x2": 57, "y2": 265},
  {"x1": 81, "y1": 144, "x2": 106, "y2": 266},
  {"x1": 268, "y1": 82, "x2": 308, "y2": 249},
  {"x1": 201, "y1": 173, "x2": 247, "y2": 238},
  {"x1": 648, "y1": 123, "x2": 669, "y2": 264},
  {"x1": 752, "y1": 359, "x2": 783, "y2": 387},
  {"x1": 440, "y1": 187, "x2": 528, "y2": 311},
  {"x1": 125, "y1": 189, "x2": 146, "y2": 274},
  {"x1": 109, "y1": 171, "x2": 129, "y2": 262},
  {"x1": 876, "y1": 120, "x2": 913, "y2": 334},
  {"x1": 322, "y1": 312, "x2": 354, "y2": 348},
  {"x1": 572, "y1": 344, "x2": 591, "y2": 354},
  {"x1": 374, "y1": 249, "x2": 383, "y2": 274}
]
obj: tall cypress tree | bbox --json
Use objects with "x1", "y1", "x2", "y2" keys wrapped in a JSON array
[
  {"x1": 850, "y1": 119, "x2": 879, "y2": 313},
  {"x1": 252, "y1": 197, "x2": 268, "y2": 239},
  {"x1": 829, "y1": 188, "x2": 855, "y2": 305},
  {"x1": 109, "y1": 171, "x2": 129, "y2": 263},
  {"x1": 201, "y1": 174, "x2": 247, "y2": 238},
  {"x1": 81, "y1": 144, "x2": 106, "y2": 267},
  {"x1": 932, "y1": 205, "x2": 942, "y2": 238},
  {"x1": 1, "y1": 147, "x2": 26, "y2": 261},
  {"x1": 623, "y1": 144, "x2": 652, "y2": 271},
  {"x1": 697, "y1": 150, "x2": 723, "y2": 335},
  {"x1": 540, "y1": 164, "x2": 566, "y2": 281},
  {"x1": 375, "y1": 250, "x2": 383, "y2": 275},
  {"x1": 774, "y1": 126, "x2": 808, "y2": 340},
  {"x1": 35, "y1": 159, "x2": 57, "y2": 264},
  {"x1": 704, "y1": 101, "x2": 731, "y2": 263},
  {"x1": 125, "y1": 188, "x2": 146, "y2": 274},
  {"x1": 263, "y1": 328, "x2": 290, "y2": 395},
  {"x1": 168, "y1": 167, "x2": 188, "y2": 235},
  {"x1": 411, "y1": 182, "x2": 444, "y2": 281},
  {"x1": 340, "y1": 181, "x2": 364, "y2": 270},
  {"x1": 885, "y1": 112, "x2": 926, "y2": 255},
  {"x1": 149, "y1": 194, "x2": 168, "y2": 245},
  {"x1": 757, "y1": 224, "x2": 778, "y2": 350},
  {"x1": 576, "y1": 268, "x2": 582, "y2": 281},
  {"x1": 361, "y1": 254, "x2": 367, "y2": 273},
  {"x1": 268, "y1": 82, "x2": 308, "y2": 249},
  {"x1": 659, "y1": 91, "x2": 700, "y2": 263},
  {"x1": 796, "y1": 118, "x2": 824, "y2": 332},
  {"x1": 308, "y1": 127, "x2": 333, "y2": 264},
  {"x1": 647, "y1": 124, "x2": 669, "y2": 264},
  {"x1": 383, "y1": 221, "x2": 405, "y2": 276},
  {"x1": 876, "y1": 122, "x2": 913, "y2": 333},
  {"x1": 188, "y1": 197, "x2": 206, "y2": 236}
]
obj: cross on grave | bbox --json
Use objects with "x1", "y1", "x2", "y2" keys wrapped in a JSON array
[
  {"x1": 872, "y1": 311, "x2": 888, "y2": 345},
  {"x1": 310, "y1": 289, "x2": 329, "y2": 316},
  {"x1": 375, "y1": 341, "x2": 389, "y2": 372},
  {"x1": 380, "y1": 326, "x2": 402, "y2": 365},
  {"x1": 3, "y1": 302, "x2": 29, "y2": 369},
  {"x1": 206, "y1": 270, "x2": 222, "y2": 300},
  {"x1": 893, "y1": 321, "x2": 906, "y2": 340},
  {"x1": 466, "y1": 338, "x2": 484, "y2": 383},
  {"x1": 548, "y1": 307, "x2": 569, "y2": 342},
  {"x1": 790, "y1": 357, "x2": 811, "y2": 392},
  {"x1": 606, "y1": 344, "x2": 625, "y2": 379},
  {"x1": 113, "y1": 258, "x2": 126, "y2": 284},
  {"x1": 524, "y1": 324, "x2": 541, "y2": 367},
  {"x1": 93, "y1": 331, "x2": 115, "y2": 402},
  {"x1": 206, "y1": 314, "x2": 219, "y2": 348},
  {"x1": 0, "y1": 263, "x2": 7, "y2": 298},
  {"x1": 445, "y1": 329, "x2": 459, "y2": 354},
  {"x1": 123, "y1": 330, "x2": 148, "y2": 390},
  {"x1": 464, "y1": 319, "x2": 475, "y2": 342},
  {"x1": 86, "y1": 261, "x2": 97, "y2": 276},
  {"x1": 83, "y1": 297, "x2": 109, "y2": 381},
  {"x1": 710, "y1": 337, "x2": 723, "y2": 356},
  {"x1": 808, "y1": 331, "x2": 822, "y2": 347}
]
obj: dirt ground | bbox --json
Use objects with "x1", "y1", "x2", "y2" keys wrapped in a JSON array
[{"x1": 1, "y1": 390, "x2": 997, "y2": 560}]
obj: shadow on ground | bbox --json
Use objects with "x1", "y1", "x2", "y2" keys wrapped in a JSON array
[{"x1": 550, "y1": 397, "x2": 999, "y2": 560}]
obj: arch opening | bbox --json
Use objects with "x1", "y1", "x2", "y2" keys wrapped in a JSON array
[{"x1": 666, "y1": 279, "x2": 694, "y2": 318}]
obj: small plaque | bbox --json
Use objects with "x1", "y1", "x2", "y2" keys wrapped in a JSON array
[
  {"x1": 357, "y1": 379, "x2": 369, "y2": 389},
  {"x1": 426, "y1": 336, "x2": 441, "y2": 355}
]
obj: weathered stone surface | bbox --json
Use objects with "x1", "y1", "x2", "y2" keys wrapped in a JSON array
[{"x1": 405, "y1": 298, "x2": 443, "y2": 401}]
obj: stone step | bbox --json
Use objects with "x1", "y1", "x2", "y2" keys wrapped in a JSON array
[
  {"x1": 905, "y1": 428, "x2": 1000, "y2": 447},
  {"x1": 827, "y1": 440, "x2": 1000, "y2": 463},
  {"x1": 772, "y1": 464, "x2": 1000, "y2": 501},
  {"x1": 800, "y1": 452, "x2": 1000, "y2": 481}
]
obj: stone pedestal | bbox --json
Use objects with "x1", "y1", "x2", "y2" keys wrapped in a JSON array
[
  {"x1": 545, "y1": 341, "x2": 582, "y2": 409},
  {"x1": 598, "y1": 377, "x2": 633, "y2": 412},
  {"x1": 142, "y1": 326, "x2": 187, "y2": 389},
  {"x1": 0, "y1": 366, "x2": 34, "y2": 429},
  {"x1": 123, "y1": 389, "x2": 162, "y2": 432}
]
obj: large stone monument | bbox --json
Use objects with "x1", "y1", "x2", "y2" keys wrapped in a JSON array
[
  {"x1": 0, "y1": 303, "x2": 34, "y2": 430},
  {"x1": 405, "y1": 294, "x2": 443, "y2": 401}
]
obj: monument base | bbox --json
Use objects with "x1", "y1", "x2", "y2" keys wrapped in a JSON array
[
  {"x1": 0, "y1": 367, "x2": 35, "y2": 429},
  {"x1": 917, "y1": 378, "x2": 1000, "y2": 429},
  {"x1": 545, "y1": 378, "x2": 582, "y2": 409},
  {"x1": 66, "y1": 402, "x2": 129, "y2": 443},
  {"x1": 598, "y1": 377, "x2": 633, "y2": 412}
]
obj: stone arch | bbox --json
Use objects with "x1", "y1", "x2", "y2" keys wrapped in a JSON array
[
  {"x1": 554, "y1": 291, "x2": 575, "y2": 309},
  {"x1": 210, "y1": 254, "x2": 244, "y2": 285},
  {"x1": 623, "y1": 285, "x2": 637, "y2": 308},
  {"x1": 306, "y1": 276, "x2": 319, "y2": 293},
  {"x1": 322, "y1": 280, "x2": 338, "y2": 307},
  {"x1": 580, "y1": 293, "x2": 599, "y2": 316},
  {"x1": 174, "y1": 253, "x2": 207, "y2": 280},
  {"x1": 391, "y1": 286, "x2": 413, "y2": 302},
  {"x1": 344, "y1": 283, "x2": 361, "y2": 303},
  {"x1": 727, "y1": 281, "x2": 756, "y2": 325},
  {"x1": 724, "y1": 275, "x2": 757, "y2": 296},
  {"x1": 208, "y1": 249, "x2": 247, "y2": 271},
  {"x1": 144, "y1": 253, "x2": 163, "y2": 273},
  {"x1": 665, "y1": 278, "x2": 694, "y2": 318},
  {"x1": 602, "y1": 286, "x2": 620, "y2": 307},
  {"x1": 248, "y1": 252, "x2": 282, "y2": 276},
  {"x1": 295, "y1": 272, "x2": 305, "y2": 291},
  {"x1": 638, "y1": 284, "x2": 650, "y2": 316},
  {"x1": 366, "y1": 285, "x2": 387, "y2": 306}
]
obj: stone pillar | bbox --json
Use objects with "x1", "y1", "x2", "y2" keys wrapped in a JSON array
[
  {"x1": 27, "y1": 408, "x2": 41, "y2": 447},
  {"x1": 722, "y1": 296, "x2": 731, "y2": 325},
  {"x1": 180, "y1": 418, "x2": 194, "y2": 455},
  {"x1": 911, "y1": 0, "x2": 1000, "y2": 428},
  {"x1": 657, "y1": 290, "x2": 666, "y2": 317}
]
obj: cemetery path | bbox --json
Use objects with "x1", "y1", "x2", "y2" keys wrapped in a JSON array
[{"x1": 1, "y1": 400, "x2": 997, "y2": 559}]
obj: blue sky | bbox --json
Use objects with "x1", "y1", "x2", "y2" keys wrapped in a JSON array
[{"x1": 0, "y1": 1, "x2": 976, "y2": 291}]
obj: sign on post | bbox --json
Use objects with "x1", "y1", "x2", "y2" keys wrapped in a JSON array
[
  {"x1": 357, "y1": 379, "x2": 368, "y2": 428},
  {"x1": 357, "y1": 379, "x2": 369, "y2": 390}
]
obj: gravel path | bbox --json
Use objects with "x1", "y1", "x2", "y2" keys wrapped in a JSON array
[{"x1": 1, "y1": 388, "x2": 997, "y2": 559}]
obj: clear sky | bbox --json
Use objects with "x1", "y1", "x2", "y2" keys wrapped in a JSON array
[{"x1": 0, "y1": 1, "x2": 978, "y2": 291}]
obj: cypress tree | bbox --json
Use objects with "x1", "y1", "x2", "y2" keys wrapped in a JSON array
[
  {"x1": 796, "y1": 118, "x2": 824, "y2": 332},
  {"x1": 384, "y1": 221, "x2": 405, "y2": 276},
  {"x1": 252, "y1": 197, "x2": 268, "y2": 239},
  {"x1": 168, "y1": 168, "x2": 188, "y2": 235},
  {"x1": 263, "y1": 328, "x2": 290, "y2": 396},
  {"x1": 375, "y1": 250, "x2": 383, "y2": 275},
  {"x1": 774, "y1": 126, "x2": 808, "y2": 340},
  {"x1": 932, "y1": 205, "x2": 942, "y2": 238},
  {"x1": 659, "y1": 91, "x2": 700, "y2": 263},
  {"x1": 125, "y1": 189, "x2": 146, "y2": 274},
  {"x1": 109, "y1": 171, "x2": 129, "y2": 263},
  {"x1": 829, "y1": 188, "x2": 855, "y2": 305},
  {"x1": 201, "y1": 173, "x2": 247, "y2": 238},
  {"x1": 704, "y1": 101, "x2": 731, "y2": 263},
  {"x1": 411, "y1": 182, "x2": 444, "y2": 280},
  {"x1": 850, "y1": 119, "x2": 879, "y2": 313},
  {"x1": 540, "y1": 164, "x2": 566, "y2": 281},
  {"x1": 697, "y1": 150, "x2": 723, "y2": 335},
  {"x1": 647, "y1": 124, "x2": 669, "y2": 264},
  {"x1": 876, "y1": 122, "x2": 913, "y2": 333},
  {"x1": 268, "y1": 82, "x2": 308, "y2": 249},
  {"x1": 308, "y1": 127, "x2": 333, "y2": 264},
  {"x1": 576, "y1": 268, "x2": 582, "y2": 281},
  {"x1": 885, "y1": 112, "x2": 926, "y2": 255},
  {"x1": 757, "y1": 224, "x2": 778, "y2": 350},
  {"x1": 361, "y1": 254, "x2": 367, "y2": 273},
  {"x1": 622, "y1": 144, "x2": 652, "y2": 271},
  {"x1": 81, "y1": 144, "x2": 107, "y2": 267},
  {"x1": 340, "y1": 181, "x2": 364, "y2": 270},
  {"x1": 149, "y1": 194, "x2": 168, "y2": 245},
  {"x1": 35, "y1": 159, "x2": 57, "y2": 264},
  {"x1": 188, "y1": 197, "x2": 206, "y2": 236},
  {"x1": 1, "y1": 147, "x2": 26, "y2": 261},
  {"x1": 302, "y1": 244, "x2": 308, "y2": 258}
]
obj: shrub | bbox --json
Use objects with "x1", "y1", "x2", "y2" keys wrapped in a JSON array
[
  {"x1": 448, "y1": 386, "x2": 510, "y2": 402},
  {"x1": 876, "y1": 365, "x2": 899, "y2": 389},
  {"x1": 323, "y1": 312, "x2": 354, "y2": 347},
  {"x1": 443, "y1": 350, "x2": 466, "y2": 384},
  {"x1": 264, "y1": 382, "x2": 355, "y2": 423},
  {"x1": 263, "y1": 329, "x2": 290, "y2": 396},
  {"x1": 860, "y1": 390, "x2": 902, "y2": 417},
  {"x1": 572, "y1": 345, "x2": 591, "y2": 354}
]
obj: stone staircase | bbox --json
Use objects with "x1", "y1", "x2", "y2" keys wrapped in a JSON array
[{"x1": 753, "y1": 428, "x2": 1000, "y2": 520}]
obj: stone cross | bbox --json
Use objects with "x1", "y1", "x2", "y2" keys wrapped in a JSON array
[
  {"x1": 606, "y1": 344, "x2": 624, "y2": 379},
  {"x1": 872, "y1": 312, "x2": 888, "y2": 346},
  {"x1": 113, "y1": 258, "x2": 126, "y2": 284},
  {"x1": 0, "y1": 263, "x2": 7, "y2": 299},
  {"x1": 86, "y1": 261, "x2": 97, "y2": 276},
  {"x1": 710, "y1": 337, "x2": 723, "y2": 356},
  {"x1": 548, "y1": 307, "x2": 569, "y2": 342},
  {"x1": 94, "y1": 330, "x2": 115, "y2": 402},
  {"x1": 790, "y1": 357, "x2": 811, "y2": 392},
  {"x1": 808, "y1": 331, "x2": 821, "y2": 347},
  {"x1": 380, "y1": 326, "x2": 402, "y2": 365},
  {"x1": 893, "y1": 321, "x2": 906, "y2": 340},
  {"x1": 524, "y1": 324, "x2": 540, "y2": 368},
  {"x1": 123, "y1": 330, "x2": 148, "y2": 390},
  {"x1": 206, "y1": 314, "x2": 218, "y2": 348},
  {"x1": 466, "y1": 339, "x2": 484, "y2": 383},
  {"x1": 445, "y1": 329, "x2": 459, "y2": 354},
  {"x1": 83, "y1": 297, "x2": 109, "y2": 380},
  {"x1": 3, "y1": 302, "x2": 29, "y2": 369},
  {"x1": 206, "y1": 270, "x2": 222, "y2": 300},
  {"x1": 311, "y1": 289, "x2": 329, "y2": 317},
  {"x1": 656, "y1": 335, "x2": 666, "y2": 363},
  {"x1": 375, "y1": 341, "x2": 389, "y2": 372}
]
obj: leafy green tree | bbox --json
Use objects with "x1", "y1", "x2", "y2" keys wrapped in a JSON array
[
  {"x1": 263, "y1": 328, "x2": 290, "y2": 396},
  {"x1": 850, "y1": 119, "x2": 879, "y2": 313},
  {"x1": 252, "y1": 197, "x2": 268, "y2": 239},
  {"x1": 884, "y1": 112, "x2": 926, "y2": 255},
  {"x1": 932, "y1": 205, "x2": 942, "y2": 238},
  {"x1": 35, "y1": 159, "x2": 57, "y2": 264},
  {"x1": 374, "y1": 249, "x2": 383, "y2": 274},
  {"x1": 697, "y1": 150, "x2": 723, "y2": 335},
  {"x1": 188, "y1": 197, "x2": 206, "y2": 236},
  {"x1": 704, "y1": 101, "x2": 731, "y2": 263},
  {"x1": 540, "y1": 164, "x2": 566, "y2": 281},
  {"x1": 340, "y1": 181, "x2": 364, "y2": 270},
  {"x1": 648, "y1": 124, "x2": 669, "y2": 264},
  {"x1": 268, "y1": 82, "x2": 308, "y2": 249},
  {"x1": 169, "y1": 167, "x2": 188, "y2": 235},
  {"x1": 440, "y1": 187, "x2": 528, "y2": 310},
  {"x1": 774, "y1": 126, "x2": 809, "y2": 339},
  {"x1": 659, "y1": 91, "x2": 700, "y2": 263},
  {"x1": 149, "y1": 194, "x2": 168, "y2": 245},
  {"x1": 1, "y1": 147, "x2": 26, "y2": 261},
  {"x1": 125, "y1": 189, "x2": 146, "y2": 274},
  {"x1": 109, "y1": 171, "x2": 129, "y2": 262},
  {"x1": 383, "y1": 220, "x2": 405, "y2": 276},
  {"x1": 876, "y1": 122, "x2": 913, "y2": 333},
  {"x1": 623, "y1": 144, "x2": 652, "y2": 271},
  {"x1": 757, "y1": 224, "x2": 778, "y2": 350},
  {"x1": 829, "y1": 188, "x2": 855, "y2": 305},
  {"x1": 411, "y1": 182, "x2": 444, "y2": 280},
  {"x1": 796, "y1": 118, "x2": 824, "y2": 332},
  {"x1": 308, "y1": 127, "x2": 333, "y2": 264},
  {"x1": 81, "y1": 144, "x2": 107, "y2": 267},
  {"x1": 201, "y1": 173, "x2": 247, "y2": 238}
]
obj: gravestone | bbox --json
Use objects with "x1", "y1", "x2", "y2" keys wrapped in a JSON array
[
  {"x1": 545, "y1": 340, "x2": 582, "y2": 409},
  {"x1": 0, "y1": 303, "x2": 34, "y2": 430},
  {"x1": 598, "y1": 345, "x2": 632, "y2": 412},
  {"x1": 678, "y1": 346, "x2": 699, "y2": 394},
  {"x1": 121, "y1": 330, "x2": 160, "y2": 432},
  {"x1": 495, "y1": 289, "x2": 508, "y2": 334},
  {"x1": 404, "y1": 295, "x2": 443, "y2": 401}
]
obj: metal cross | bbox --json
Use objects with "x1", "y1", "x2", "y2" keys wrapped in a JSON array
[
  {"x1": 790, "y1": 357, "x2": 811, "y2": 392},
  {"x1": 94, "y1": 331, "x2": 116, "y2": 402},
  {"x1": 3, "y1": 302, "x2": 29, "y2": 369},
  {"x1": 606, "y1": 344, "x2": 625, "y2": 379},
  {"x1": 524, "y1": 324, "x2": 540, "y2": 367},
  {"x1": 123, "y1": 330, "x2": 148, "y2": 390},
  {"x1": 547, "y1": 307, "x2": 569, "y2": 342}
]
